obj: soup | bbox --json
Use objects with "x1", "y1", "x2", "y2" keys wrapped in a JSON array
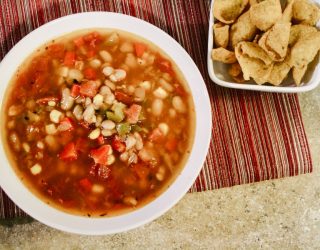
[{"x1": 2, "y1": 29, "x2": 195, "y2": 217}]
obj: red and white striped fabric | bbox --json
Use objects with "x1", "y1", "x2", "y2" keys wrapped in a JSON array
[{"x1": 0, "y1": 0, "x2": 312, "y2": 219}]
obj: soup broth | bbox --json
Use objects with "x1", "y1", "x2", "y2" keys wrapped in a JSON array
[{"x1": 2, "y1": 29, "x2": 195, "y2": 217}]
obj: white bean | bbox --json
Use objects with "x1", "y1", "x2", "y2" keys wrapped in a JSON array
[
  {"x1": 68, "y1": 69, "x2": 84, "y2": 82},
  {"x1": 138, "y1": 148, "x2": 152, "y2": 162},
  {"x1": 101, "y1": 120, "x2": 115, "y2": 130},
  {"x1": 104, "y1": 80, "x2": 116, "y2": 90},
  {"x1": 37, "y1": 141, "x2": 44, "y2": 149},
  {"x1": 120, "y1": 42, "x2": 134, "y2": 53},
  {"x1": 106, "y1": 155, "x2": 116, "y2": 165},
  {"x1": 101, "y1": 129, "x2": 114, "y2": 137},
  {"x1": 159, "y1": 78, "x2": 174, "y2": 92},
  {"x1": 57, "y1": 66, "x2": 69, "y2": 77},
  {"x1": 139, "y1": 80, "x2": 151, "y2": 91},
  {"x1": 156, "y1": 166, "x2": 166, "y2": 181},
  {"x1": 10, "y1": 133, "x2": 20, "y2": 151},
  {"x1": 88, "y1": 128, "x2": 101, "y2": 140},
  {"x1": 100, "y1": 85, "x2": 112, "y2": 96},
  {"x1": 110, "y1": 69, "x2": 126, "y2": 82},
  {"x1": 73, "y1": 105, "x2": 83, "y2": 120},
  {"x1": 30, "y1": 163, "x2": 42, "y2": 175},
  {"x1": 134, "y1": 87, "x2": 145, "y2": 102},
  {"x1": 120, "y1": 152, "x2": 129, "y2": 162},
  {"x1": 125, "y1": 135, "x2": 136, "y2": 150},
  {"x1": 61, "y1": 88, "x2": 74, "y2": 111},
  {"x1": 123, "y1": 196, "x2": 137, "y2": 206},
  {"x1": 92, "y1": 184, "x2": 104, "y2": 194},
  {"x1": 152, "y1": 99, "x2": 163, "y2": 116},
  {"x1": 83, "y1": 104, "x2": 96, "y2": 124},
  {"x1": 134, "y1": 132, "x2": 143, "y2": 150},
  {"x1": 22, "y1": 142, "x2": 30, "y2": 153},
  {"x1": 172, "y1": 96, "x2": 186, "y2": 113},
  {"x1": 8, "y1": 105, "x2": 22, "y2": 116},
  {"x1": 104, "y1": 94, "x2": 115, "y2": 105},
  {"x1": 45, "y1": 124, "x2": 57, "y2": 135},
  {"x1": 153, "y1": 87, "x2": 168, "y2": 99},
  {"x1": 93, "y1": 94, "x2": 104, "y2": 108},
  {"x1": 99, "y1": 50, "x2": 113, "y2": 62},
  {"x1": 102, "y1": 66, "x2": 114, "y2": 77},
  {"x1": 89, "y1": 59, "x2": 101, "y2": 69},
  {"x1": 158, "y1": 123, "x2": 169, "y2": 136},
  {"x1": 45, "y1": 135, "x2": 58, "y2": 151},
  {"x1": 125, "y1": 53, "x2": 138, "y2": 68},
  {"x1": 49, "y1": 110, "x2": 63, "y2": 123}
]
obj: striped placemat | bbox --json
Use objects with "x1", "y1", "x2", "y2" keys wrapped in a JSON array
[{"x1": 0, "y1": 0, "x2": 312, "y2": 219}]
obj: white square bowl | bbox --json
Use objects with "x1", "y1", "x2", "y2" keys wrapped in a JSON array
[{"x1": 207, "y1": 0, "x2": 320, "y2": 93}]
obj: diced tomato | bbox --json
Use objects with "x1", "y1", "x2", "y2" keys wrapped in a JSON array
[
  {"x1": 149, "y1": 128, "x2": 164, "y2": 143},
  {"x1": 58, "y1": 117, "x2": 74, "y2": 132},
  {"x1": 174, "y1": 84, "x2": 187, "y2": 97},
  {"x1": 36, "y1": 96, "x2": 59, "y2": 105},
  {"x1": 70, "y1": 84, "x2": 81, "y2": 98},
  {"x1": 83, "y1": 67, "x2": 97, "y2": 80},
  {"x1": 125, "y1": 104, "x2": 142, "y2": 124},
  {"x1": 165, "y1": 138, "x2": 178, "y2": 151},
  {"x1": 114, "y1": 91, "x2": 133, "y2": 105},
  {"x1": 73, "y1": 37, "x2": 84, "y2": 47},
  {"x1": 86, "y1": 49, "x2": 96, "y2": 58},
  {"x1": 155, "y1": 56, "x2": 175, "y2": 76},
  {"x1": 75, "y1": 138, "x2": 89, "y2": 153},
  {"x1": 112, "y1": 136, "x2": 126, "y2": 153},
  {"x1": 47, "y1": 43, "x2": 65, "y2": 59},
  {"x1": 90, "y1": 145, "x2": 112, "y2": 165},
  {"x1": 83, "y1": 32, "x2": 102, "y2": 48},
  {"x1": 59, "y1": 142, "x2": 78, "y2": 161},
  {"x1": 97, "y1": 135, "x2": 105, "y2": 145},
  {"x1": 134, "y1": 42, "x2": 147, "y2": 57},
  {"x1": 63, "y1": 51, "x2": 76, "y2": 67},
  {"x1": 79, "y1": 178, "x2": 92, "y2": 193},
  {"x1": 80, "y1": 81, "x2": 98, "y2": 97}
]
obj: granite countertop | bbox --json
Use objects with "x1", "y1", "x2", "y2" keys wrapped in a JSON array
[{"x1": 1, "y1": 87, "x2": 319, "y2": 249}]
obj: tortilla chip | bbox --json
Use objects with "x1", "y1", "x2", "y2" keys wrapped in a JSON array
[
  {"x1": 213, "y1": 0, "x2": 249, "y2": 24},
  {"x1": 230, "y1": 11, "x2": 258, "y2": 48},
  {"x1": 211, "y1": 48, "x2": 237, "y2": 64},
  {"x1": 237, "y1": 42, "x2": 272, "y2": 65},
  {"x1": 292, "y1": 0, "x2": 320, "y2": 26},
  {"x1": 249, "y1": 0, "x2": 282, "y2": 31},
  {"x1": 289, "y1": 24, "x2": 318, "y2": 47},
  {"x1": 282, "y1": 0, "x2": 295, "y2": 22},
  {"x1": 267, "y1": 53, "x2": 292, "y2": 85},
  {"x1": 290, "y1": 32, "x2": 320, "y2": 68},
  {"x1": 258, "y1": 22, "x2": 291, "y2": 61},
  {"x1": 213, "y1": 23, "x2": 229, "y2": 48},
  {"x1": 292, "y1": 65, "x2": 308, "y2": 86},
  {"x1": 235, "y1": 43, "x2": 273, "y2": 84}
]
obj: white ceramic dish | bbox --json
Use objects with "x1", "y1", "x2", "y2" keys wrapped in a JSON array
[
  {"x1": 0, "y1": 12, "x2": 212, "y2": 235},
  {"x1": 207, "y1": 0, "x2": 320, "y2": 93}
]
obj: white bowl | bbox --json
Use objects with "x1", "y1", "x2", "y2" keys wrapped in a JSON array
[
  {"x1": 207, "y1": 0, "x2": 320, "y2": 93},
  {"x1": 0, "y1": 12, "x2": 212, "y2": 235}
]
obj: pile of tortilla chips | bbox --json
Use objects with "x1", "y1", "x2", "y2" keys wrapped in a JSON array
[{"x1": 211, "y1": 0, "x2": 320, "y2": 86}]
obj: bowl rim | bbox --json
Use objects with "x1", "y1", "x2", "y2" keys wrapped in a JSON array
[
  {"x1": 0, "y1": 12, "x2": 212, "y2": 235},
  {"x1": 207, "y1": 0, "x2": 320, "y2": 93}
]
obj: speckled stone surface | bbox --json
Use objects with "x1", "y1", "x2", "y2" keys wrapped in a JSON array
[{"x1": 1, "y1": 87, "x2": 319, "y2": 249}]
